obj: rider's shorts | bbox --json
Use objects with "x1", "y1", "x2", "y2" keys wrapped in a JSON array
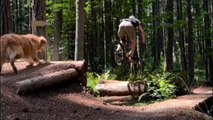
[{"x1": 118, "y1": 21, "x2": 136, "y2": 41}]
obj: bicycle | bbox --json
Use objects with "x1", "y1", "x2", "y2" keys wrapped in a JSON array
[{"x1": 114, "y1": 37, "x2": 142, "y2": 74}]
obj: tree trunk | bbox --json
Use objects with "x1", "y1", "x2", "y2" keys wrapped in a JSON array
[
  {"x1": 152, "y1": 1, "x2": 162, "y2": 70},
  {"x1": 15, "y1": 0, "x2": 18, "y2": 33},
  {"x1": 0, "y1": 0, "x2": 11, "y2": 35},
  {"x1": 152, "y1": 1, "x2": 157, "y2": 70},
  {"x1": 32, "y1": 0, "x2": 46, "y2": 35},
  {"x1": 187, "y1": 0, "x2": 194, "y2": 86},
  {"x1": 177, "y1": 0, "x2": 187, "y2": 72},
  {"x1": 19, "y1": 0, "x2": 22, "y2": 33},
  {"x1": 165, "y1": 0, "x2": 174, "y2": 71},
  {"x1": 203, "y1": 0, "x2": 213, "y2": 85},
  {"x1": 32, "y1": 0, "x2": 47, "y2": 60},
  {"x1": 87, "y1": 0, "x2": 98, "y2": 72},
  {"x1": 103, "y1": 0, "x2": 112, "y2": 68},
  {"x1": 75, "y1": 0, "x2": 85, "y2": 60},
  {"x1": 156, "y1": 0, "x2": 163, "y2": 69},
  {"x1": 53, "y1": 10, "x2": 62, "y2": 61},
  {"x1": 136, "y1": 0, "x2": 145, "y2": 72}
]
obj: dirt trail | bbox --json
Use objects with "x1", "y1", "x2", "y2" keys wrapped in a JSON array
[
  {"x1": 1, "y1": 62, "x2": 213, "y2": 120},
  {"x1": 142, "y1": 87, "x2": 213, "y2": 112}
]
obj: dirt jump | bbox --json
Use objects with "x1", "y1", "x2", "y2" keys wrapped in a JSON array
[{"x1": 1, "y1": 61, "x2": 213, "y2": 120}]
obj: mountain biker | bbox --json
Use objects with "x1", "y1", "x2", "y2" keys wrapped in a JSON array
[{"x1": 117, "y1": 15, "x2": 145, "y2": 63}]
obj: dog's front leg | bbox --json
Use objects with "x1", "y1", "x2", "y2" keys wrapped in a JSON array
[
  {"x1": 33, "y1": 56, "x2": 42, "y2": 65},
  {"x1": 10, "y1": 59, "x2": 18, "y2": 74}
]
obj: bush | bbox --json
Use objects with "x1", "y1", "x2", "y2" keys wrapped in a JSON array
[
  {"x1": 137, "y1": 71, "x2": 178, "y2": 100},
  {"x1": 87, "y1": 68, "x2": 187, "y2": 101}
]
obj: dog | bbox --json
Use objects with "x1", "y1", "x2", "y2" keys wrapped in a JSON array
[{"x1": 0, "y1": 33, "x2": 47, "y2": 74}]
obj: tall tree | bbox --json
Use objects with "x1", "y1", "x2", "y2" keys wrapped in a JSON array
[
  {"x1": 53, "y1": 4, "x2": 62, "y2": 61},
  {"x1": 103, "y1": 0, "x2": 112, "y2": 68},
  {"x1": 86, "y1": 0, "x2": 99, "y2": 72},
  {"x1": 152, "y1": 1, "x2": 157, "y2": 69},
  {"x1": 177, "y1": 0, "x2": 187, "y2": 72},
  {"x1": 135, "y1": 0, "x2": 145, "y2": 71},
  {"x1": 187, "y1": 0, "x2": 194, "y2": 86},
  {"x1": 152, "y1": 0, "x2": 162, "y2": 70},
  {"x1": 0, "y1": 0, "x2": 11, "y2": 35},
  {"x1": 203, "y1": 0, "x2": 213, "y2": 84},
  {"x1": 74, "y1": 0, "x2": 85, "y2": 60},
  {"x1": 15, "y1": 0, "x2": 19, "y2": 33},
  {"x1": 156, "y1": 0, "x2": 163, "y2": 69},
  {"x1": 32, "y1": 0, "x2": 46, "y2": 36},
  {"x1": 32, "y1": 0, "x2": 47, "y2": 60},
  {"x1": 165, "y1": 0, "x2": 174, "y2": 71}
]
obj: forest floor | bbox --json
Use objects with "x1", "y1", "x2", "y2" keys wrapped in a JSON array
[{"x1": 1, "y1": 61, "x2": 213, "y2": 120}]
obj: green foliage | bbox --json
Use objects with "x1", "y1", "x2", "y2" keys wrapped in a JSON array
[
  {"x1": 84, "y1": 1, "x2": 91, "y2": 13},
  {"x1": 88, "y1": 67, "x2": 182, "y2": 101},
  {"x1": 194, "y1": 68, "x2": 206, "y2": 85},
  {"x1": 46, "y1": 0, "x2": 76, "y2": 60},
  {"x1": 145, "y1": 72, "x2": 177, "y2": 99},
  {"x1": 137, "y1": 71, "x2": 179, "y2": 100},
  {"x1": 87, "y1": 73, "x2": 100, "y2": 94},
  {"x1": 87, "y1": 71, "x2": 117, "y2": 94}
]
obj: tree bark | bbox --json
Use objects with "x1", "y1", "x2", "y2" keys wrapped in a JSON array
[
  {"x1": 187, "y1": 0, "x2": 195, "y2": 86},
  {"x1": 75, "y1": 0, "x2": 85, "y2": 60},
  {"x1": 156, "y1": 0, "x2": 163, "y2": 69},
  {"x1": 96, "y1": 80, "x2": 147, "y2": 96},
  {"x1": 177, "y1": 0, "x2": 187, "y2": 72},
  {"x1": 53, "y1": 10, "x2": 62, "y2": 61},
  {"x1": 203, "y1": 0, "x2": 213, "y2": 85},
  {"x1": 49, "y1": 61, "x2": 88, "y2": 73},
  {"x1": 0, "y1": 0, "x2": 11, "y2": 35},
  {"x1": 152, "y1": 1, "x2": 161, "y2": 70},
  {"x1": 165, "y1": 0, "x2": 174, "y2": 71},
  {"x1": 88, "y1": 0, "x2": 98, "y2": 72},
  {"x1": 32, "y1": 0, "x2": 47, "y2": 60},
  {"x1": 103, "y1": 0, "x2": 113, "y2": 67},
  {"x1": 136, "y1": 0, "x2": 146, "y2": 72}
]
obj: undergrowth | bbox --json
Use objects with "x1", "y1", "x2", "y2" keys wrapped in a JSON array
[{"x1": 87, "y1": 68, "x2": 189, "y2": 104}]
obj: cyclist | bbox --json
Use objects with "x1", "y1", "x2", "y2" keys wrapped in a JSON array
[{"x1": 117, "y1": 15, "x2": 145, "y2": 63}]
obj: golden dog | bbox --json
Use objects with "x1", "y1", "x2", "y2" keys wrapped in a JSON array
[{"x1": 0, "y1": 33, "x2": 47, "y2": 74}]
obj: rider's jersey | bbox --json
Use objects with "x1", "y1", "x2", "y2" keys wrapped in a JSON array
[{"x1": 121, "y1": 17, "x2": 140, "y2": 28}]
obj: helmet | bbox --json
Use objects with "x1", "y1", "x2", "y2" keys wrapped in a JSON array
[
  {"x1": 129, "y1": 15, "x2": 136, "y2": 19},
  {"x1": 129, "y1": 15, "x2": 140, "y2": 22}
]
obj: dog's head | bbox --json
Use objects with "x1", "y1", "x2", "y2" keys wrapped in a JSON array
[{"x1": 38, "y1": 36, "x2": 47, "y2": 52}]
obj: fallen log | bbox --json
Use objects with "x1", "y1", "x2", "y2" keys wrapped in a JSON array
[
  {"x1": 100, "y1": 95, "x2": 133, "y2": 102},
  {"x1": 96, "y1": 80, "x2": 147, "y2": 96},
  {"x1": 14, "y1": 68, "x2": 79, "y2": 94},
  {"x1": 100, "y1": 95, "x2": 133, "y2": 105},
  {"x1": 33, "y1": 60, "x2": 88, "y2": 76},
  {"x1": 50, "y1": 61, "x2": 88, "y2": 73}
]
